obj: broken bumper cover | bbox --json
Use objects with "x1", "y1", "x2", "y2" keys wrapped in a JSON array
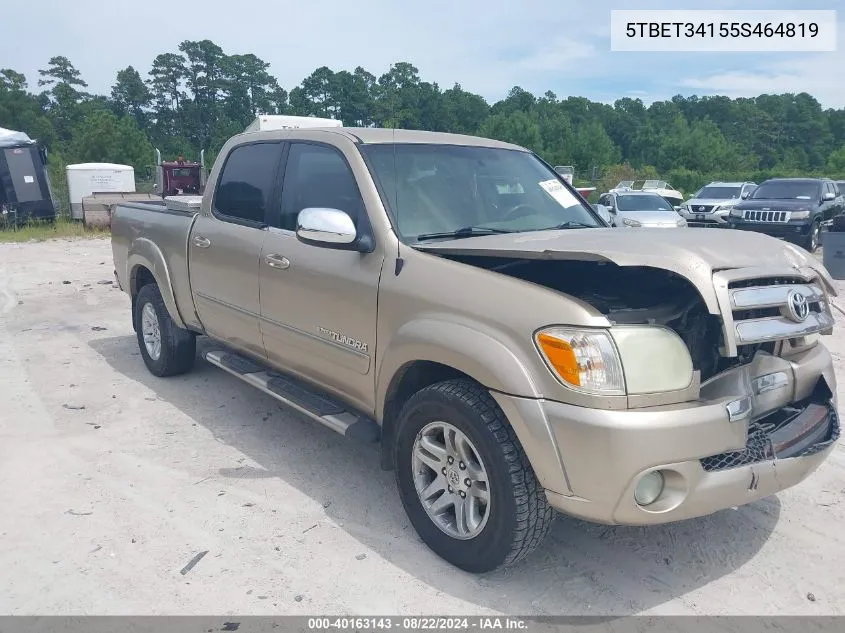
[{"x1": 495, "y1": 343, "x2": 839, "y2": 525}]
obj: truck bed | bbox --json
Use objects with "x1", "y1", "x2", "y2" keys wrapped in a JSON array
[{"x1": 111, "y1": 199, "x2": 200, "y2": 330}]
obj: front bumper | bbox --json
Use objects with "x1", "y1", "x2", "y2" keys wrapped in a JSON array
[
  {"x1": 679, "y1": 209, "x2": 731, "y2": 228},
  {"x1": 493, "y1": 343, "x2": 839, "y2": 525},
  {"x1": 727, "y1": 217, "x2": 811, "y2": 240}
]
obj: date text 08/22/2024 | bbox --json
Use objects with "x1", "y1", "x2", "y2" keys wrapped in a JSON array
[{"x1": 307, "y1": 617, "x2": 528, "y2": 630}]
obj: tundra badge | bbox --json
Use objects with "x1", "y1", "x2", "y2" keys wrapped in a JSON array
[{"x1": 318, "y1": 326, "x2": 369, "y2": 353}]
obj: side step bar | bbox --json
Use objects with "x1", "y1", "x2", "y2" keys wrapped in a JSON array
[{"x1": 204, "y1": 349, "x2": 380, "y2": 443}]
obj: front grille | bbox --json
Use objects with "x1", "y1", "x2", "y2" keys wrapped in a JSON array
[
  {"x1": 692, "y1": 205, "x2": 714, "y2": 213},
  {"x1": 701, "y1": 401, "x2": 839, "y2": 472},
  {"x1": 725, "y1": 276, "x2": 833, "y2": 348},
  {"x1": 743, "y1": 210, "x2": 789, "y2": 223}
]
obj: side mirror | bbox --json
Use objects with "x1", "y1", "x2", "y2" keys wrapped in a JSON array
[
  {"x1": 823, "y1": 192, "x2": 835, "y2": 201},
  {"x1": 741, "y1": 191, "x2": 750, "y2": 199},
  {"x1": 296, "y1": 207, "x2": 369, "y2": 251}
]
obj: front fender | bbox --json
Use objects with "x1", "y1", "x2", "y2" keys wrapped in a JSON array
[
  {"x1": 377, "y1": 319, "x2": 541, "y2": 413},
  {"x1": 376, "y1": 318, "x2": 573, "y2": 493},
  {"x1": 127, "y1": 238, "x2": 185, "y2": 329}
]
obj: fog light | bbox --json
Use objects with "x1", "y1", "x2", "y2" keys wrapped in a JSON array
[{"x1": 634, "y1": 471, "x2": 665, "y2": 506}]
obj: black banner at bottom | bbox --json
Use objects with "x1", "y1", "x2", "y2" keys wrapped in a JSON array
[{"x1": 0, "y1": 616, "x2": 841, "y2": 633}]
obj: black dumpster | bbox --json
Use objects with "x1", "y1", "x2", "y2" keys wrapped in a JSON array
[
  {"x1": 823, "y1": 215, "x2": 845, "y2": 279},
  {"x1": 0, "y1": 127, "x2": 56, "y2": 225}
]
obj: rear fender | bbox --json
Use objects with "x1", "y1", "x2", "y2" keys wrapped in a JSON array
[{"x1": 127, "y1": 238, "x2": 185, "y2": 329}]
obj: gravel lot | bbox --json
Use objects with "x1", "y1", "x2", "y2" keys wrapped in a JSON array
[{"x1": 1, "y1": 236, "x2": 844, "y2": 616}]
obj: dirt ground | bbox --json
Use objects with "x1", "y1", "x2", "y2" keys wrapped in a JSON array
[{"x1": 1, "y1": 236, "x2": 844, "y2": 616}]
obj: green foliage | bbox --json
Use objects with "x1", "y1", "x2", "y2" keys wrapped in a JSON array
[
  {"x1": 2, "y1": 45, "x2": 845, "y2": 217},
  {"x1": 69, "y1": 109, "x2": 154, "y2": 172},
  {"x1": 827, "y1": 144, "x2": 845, "y2": 174}
]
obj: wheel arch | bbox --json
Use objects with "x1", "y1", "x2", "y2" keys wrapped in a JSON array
[
  {"x1": 127, "y1": 239, "x2": 185, "y2": 330},
  {"x1": 376, "y1": 320, "x2": 541, "y2": 471}
]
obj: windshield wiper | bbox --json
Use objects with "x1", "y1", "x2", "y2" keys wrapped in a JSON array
[
  {"x1": 540, "y1": 221, "x2": 595, "y2": 230},
  {"x1": 415, "y1": 226, "x2": 515, "y2": 242}
]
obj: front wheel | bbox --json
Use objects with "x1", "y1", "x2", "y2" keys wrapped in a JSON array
[
  {"x1": 801, "y1": 219, "x2": 821, "y2": 253},
  {"x1": 394, "y1": 379, "x2": 555, "y2": 573}
]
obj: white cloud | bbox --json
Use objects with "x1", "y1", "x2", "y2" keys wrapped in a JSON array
[
  {"x1": 681, "y1": 23, "x2": 845, "y2": 108},
  {"x1": 510, "y1": 38, "x2": 598, "y2": 72}
]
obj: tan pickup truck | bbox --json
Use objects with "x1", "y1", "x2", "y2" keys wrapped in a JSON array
[{"x1": 111, "y1": 127, "x2": 840, "y2": 573}]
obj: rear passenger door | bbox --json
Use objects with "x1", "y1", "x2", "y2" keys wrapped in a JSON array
[
  {"x1": 189, "y1": 141, "x2": 285, "y2": 359},
  {"x1": 258, "y1": 141, "x2": 384, "y2": 412}
]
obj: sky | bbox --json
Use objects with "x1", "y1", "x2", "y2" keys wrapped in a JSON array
[{"x1": 1, "y1": 0, "x2": 843, "y2": 108}]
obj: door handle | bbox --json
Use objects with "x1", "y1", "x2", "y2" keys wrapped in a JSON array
[
  {"x1": 265, "y1": 254, "x2": 290, "y2": 270},
  {"x1": 193, "y1": 236, "x2": 211, "y2": 248}
]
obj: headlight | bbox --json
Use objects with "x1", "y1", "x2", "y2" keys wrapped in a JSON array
[
  {"x1": 676, "y1": 218, "x2": 687, "y2": 227},
  {"x1": 609, "y1": 326, "x2": 694, "y2": 394},
  {"x1": 729, "y1": 207, "x2": 743, "y2": 218},
  {"x1": 791, "y1": 210, "x2": 810, "y2": 219},
  {"x1": 622, "y1": 218, "x2": 642, "y2": 227},
  {"x1": 535, "y1": 328, "x2": 625, "y2": 395}
]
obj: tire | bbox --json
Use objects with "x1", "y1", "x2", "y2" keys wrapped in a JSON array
[
  {"x1": 801, "y1": 219, "x2": 821, "y2": 253},
  {"x1": 394, "y1": 379, "x2": 555, "y2": 573},
  {"x1": 134, "y1": 283, "x2": 196, "y2": 377}
]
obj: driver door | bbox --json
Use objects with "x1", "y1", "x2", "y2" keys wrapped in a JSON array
[{"x1": 258, "y1": 141, "x2": 385, "y2": 412}]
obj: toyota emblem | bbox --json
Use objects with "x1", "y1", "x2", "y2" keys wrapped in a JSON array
[{"x1": 786, "y1": 290, "x2": 810, "y2": 322}]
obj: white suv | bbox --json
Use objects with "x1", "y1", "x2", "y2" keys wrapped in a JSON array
[{"x1": 678, "y1": 181, "x2": 757, "y2": 227}]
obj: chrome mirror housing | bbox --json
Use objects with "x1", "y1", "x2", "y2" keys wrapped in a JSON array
[{"x1": 296, "y1": 207, "x2": 357, "y2": 245}]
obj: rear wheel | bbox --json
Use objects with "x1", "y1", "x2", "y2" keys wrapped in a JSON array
[
  {"x1": 134, "y1": 283, "x2": 196, "y2": 377},
  {"x1": 394, "y1": 379, "x2": 555, "y2": 573}
]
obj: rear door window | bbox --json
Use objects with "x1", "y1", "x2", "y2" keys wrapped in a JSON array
[{"x1": 213, "y1": 142, "x2": 284, "y2": 224}]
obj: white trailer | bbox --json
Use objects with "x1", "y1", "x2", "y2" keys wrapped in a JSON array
[
  {"x1": 245, "y1": 115, "x2": 343, "y2": 132},
  {"x1": 66, "y1": 163, "x2": 135, "y2": 220}
]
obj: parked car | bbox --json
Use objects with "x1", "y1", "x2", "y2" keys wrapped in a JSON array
[
  {"x1": 728, "y1": 178, "x2": 844, "y2": 252},
  {"x1": 678, "y1": 181, "x2": 757, "y2": 227},
  {"x1": 608, "y1": 180, "x2": 684, "y2": 207},
  {"x1": 597, "y1": 191, "x2": 687, "y2": 227},
  {"x1": 111, "y1": 127, "x2": 839, "y2": 573}
]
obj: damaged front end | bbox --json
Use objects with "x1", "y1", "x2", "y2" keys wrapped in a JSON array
[
  {"x1": 439, "y1": 255, "x2": 780, "y2": 384},
  {"x1": 431, "y1": 249, "x2": 836, "y2": 414},
  {"x1": 416, "y1": 231, "x2": 839, "y2": 519}
]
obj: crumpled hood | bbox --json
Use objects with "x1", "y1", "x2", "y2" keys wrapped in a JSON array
[{"x1": 415, "y1": 227, "x2": 837, "y2": 313}]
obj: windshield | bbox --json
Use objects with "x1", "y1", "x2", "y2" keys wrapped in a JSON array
[
  {"x1": 616, "y1": 193, "x2": 673, "y2": 212},
  {"x1": 751, "y1": 181, "x2": 820, "y2": 200},
  {"x1": 360, "y1": 143, "x2": 603, "y2": 241},
  {"x1": 696, "y1": 185, "x2": 742, "y2": 199}
]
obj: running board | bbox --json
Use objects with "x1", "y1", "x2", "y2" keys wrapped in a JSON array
[{"x1": 204, "y1": 349, "x2": 380, "y2": 443}]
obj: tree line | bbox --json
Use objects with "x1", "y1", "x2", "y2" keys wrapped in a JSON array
[{"x1": 2, "y1": 39, "x2": 845, "y2": 210}]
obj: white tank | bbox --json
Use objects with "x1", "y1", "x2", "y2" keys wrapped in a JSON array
[{"x1": 66, "y1": 163, "x2": 136, "y2": 219}]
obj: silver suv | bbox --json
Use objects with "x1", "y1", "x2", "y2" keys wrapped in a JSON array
[{"x1": 679, "y1": 181, "x2": 757, "y2": 227}]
